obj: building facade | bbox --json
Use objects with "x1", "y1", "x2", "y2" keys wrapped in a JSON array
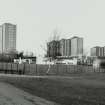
[
  {"x1": 71, "y1": 36, "x2": 83, "y2": 57},
  {"x1": 59, "y1": 39, "x2": 65, "y2": 56},
  {"x1": 47, "y1": 40, "x2": 61, "y2": 58},
  {"x1": 60, "y1": 37, "x2": 83, "y2": 57},
  {"x1": 104, "y1": 46, "x2": 105, "y2": 56},
  {"x1": 91, "y1": 46, "x2": 105, "y2": 57},
  {"x1": 100, "y1": 47, "x2": 104, "y2": 57},
  {"x1": 47, "y1": 36, "x2": 83, "y2": 59},
  {"x1": 0, "y1": 26, "x2": 2, "y2": 53},
  {"x1": 60, "y1": 38, "x2": 71, "y2": 57},
  {"x1": 0, "y1": 23, "x2": 16, "y2": 53},
  {"x1": 66, "y1": 39, "x2": 71, "y2": 56}
]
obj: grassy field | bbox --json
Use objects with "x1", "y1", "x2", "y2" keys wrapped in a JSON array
[{"x1": 0, "y1": 73, "x2": 105, "y2": 105}]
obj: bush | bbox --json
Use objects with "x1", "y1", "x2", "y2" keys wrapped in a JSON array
[{"x1": 100, "y1": 62, "x2": 105, "y2": 69}]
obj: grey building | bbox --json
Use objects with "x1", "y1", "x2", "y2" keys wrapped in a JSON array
[
  {"x1": 66, "y1": 39, "x2": 71, "y2": 56},
  {"x1": 47, "y1": 36, "x2": 83, "y2": 59},
  {"x1": 47, "y1": 40, "x2": 61, "y2": 58},
  {"x1": 0, "y1": 26, "x2": 2, "y2": 53},
  {"x1": 71, "y1": 36, "x2": 83, "y2": 57},
  {"x1": 100, "y1": 47, "x2": 104, "y2": 57},
  {"x1": 91, "y1": 46, "x2": 104, "y2": 57},
  {"x1": 60, "y1": 38, "x2": 71, "y2": 57},
  {"x1": 104, "y1": 46, "x2": 105, "y2": 56},
  {"x1": 60, "y1": 39, "x2": 67, "y2": 56},
  {"x1": 0, "y1": 23, "x2": 16, "y2": 53}
]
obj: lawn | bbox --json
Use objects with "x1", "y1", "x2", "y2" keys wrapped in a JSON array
[{"x1": 0, "y1": 73, "x2": 105, "y2": 105}]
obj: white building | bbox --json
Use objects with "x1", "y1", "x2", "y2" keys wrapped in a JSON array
[
  {"x1": 71, "y1": 36, "x2": 83, "y2": 57},
  {"x1": 0, "y1": 23, "x2": 16, "y2": 53}
]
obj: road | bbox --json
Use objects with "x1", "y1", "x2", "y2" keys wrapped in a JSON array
[{"x1": 0, "y1": 82, "x2": 58, "y2": 105}]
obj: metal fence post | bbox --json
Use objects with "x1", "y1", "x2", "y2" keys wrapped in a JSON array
[
  {"x1": 66, "y1": 65, "x2": 67, "y2": 74},
  {"x1": 1, "y1": 62, "x2": 2, "y2": 72},
  {"x1": 23, "y1": 63, "x2": 25, "y2": 74},
  {"x1": 17, "y1": 63, "x2": 18, "y2": 74},
  {"x1": 4, "y1": 63, "x2": 6, "y2": 74},
  {"x1": 29, "y1": 64, "x2": 30, "y2": 72},
  {"x1": 74, "y1": 65, "x2": 75, "y2": 73},
  {"x1": 11, "y1": 63, "x2": 13, "y2": 74},
  {"x1": 57, "y1": 64, "x2": 59, "y2": 75},
  {"x1": 5, "y1": 63, "x2": 7, "y2": 74},
  {"x1": 36, "y1": 64, "x2": 37, "y2": 75}
]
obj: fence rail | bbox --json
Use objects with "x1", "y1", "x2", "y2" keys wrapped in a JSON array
[{"x1": 0, "y1": 63, "x2": 104, "y2": 75}]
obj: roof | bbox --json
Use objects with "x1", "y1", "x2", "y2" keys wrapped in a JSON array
[
  {"x1": 70, "y1": 36, "x2": 80, "y2": 39},
  {"x1": 3, "y1": 23, "x2": 16, "y2": 26},
  {"x1": 23, "y1": 56, "x2": 36, "y2": 59}
]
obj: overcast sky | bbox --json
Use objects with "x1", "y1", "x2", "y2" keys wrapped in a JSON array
[{"x1": 0, "y1": 0, "x2": 105, "y2": 56}]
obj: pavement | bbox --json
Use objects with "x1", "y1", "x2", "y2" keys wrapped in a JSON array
[
  {"x1": 0, "y1": 82, "x2": 58, "y2": 105},
  {"x1": 0, "y1": 73, "x2": 80, "y2": 79}
]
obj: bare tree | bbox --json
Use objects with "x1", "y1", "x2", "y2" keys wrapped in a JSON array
[
  {"x1": 83, "y1": 48, "x2": 89, "y2": 57},
  {"x1": 40, "y1": 29, "x2": 61, "y2": 74},
  {"x1": 48, "y1": 29, "x2": 61, "y2": 42},
  {"x1": 41, "y1": 28, "x2": 61, "y2": 58}
]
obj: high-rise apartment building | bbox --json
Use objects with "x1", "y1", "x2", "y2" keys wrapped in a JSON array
[
  {"x1": 60, "y1": 39, "x2": 71, "y2": 57},
  {"x1": 71, "y1": 36, "x2": 83, "y2": 57},
  {"x1": 0, "y1": 23, "x2": 16, "y2": 53},
  {"x1": 104, "y1": 46, "x2": 105, "y2": 56},
  {"x1": 60, "y1": 39, "x2": 65, "y2": 56},
  {"x1": 47, "y1": 36, "x2": 83, "y2": 58},
  {"x1": 66, "y1": 39, "x2": 71, "y2": 56},
  {"x1": 100, "y1": 47, "x2": 104, "y2": 57},
  {"x1": 0, "y1": 26, "x2": 2, "y2": 53},
  {"x1": 91, "y1": 47, "x2": 98, "y2": 57},
  {"x1": 47, "y1": 40, "x2": 60, "y2": 58},
  {"x1": 91, "y1": 46, "x2": 104, "y2": 57}
]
